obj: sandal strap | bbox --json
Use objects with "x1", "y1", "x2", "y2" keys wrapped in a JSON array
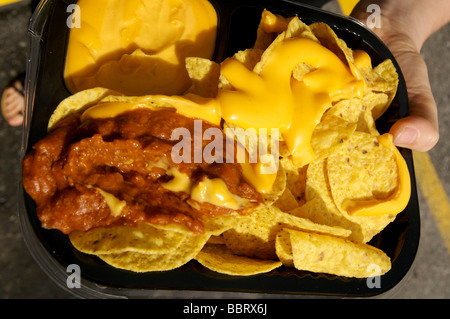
[
  {"x1": 6, "y1": 73, "x2": 25, "y2": 97},
  {"x1": 10, "y1": 84, "x2": 25, "y2": 96}
]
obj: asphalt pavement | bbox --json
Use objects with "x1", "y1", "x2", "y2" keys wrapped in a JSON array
[{"x1": 0, "y1": 0, "x2": 449, "y2": 299}]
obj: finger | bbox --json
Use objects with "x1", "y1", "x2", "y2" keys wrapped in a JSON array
[
  {"x1": 350, "y1": 0, "x2": 440, "y2": 152},
  {"x1": 390, "y1": 43, "x2": 439, "y2": 152},
  {"x1": 2, "y1": 90, "x2": 14, "y2": 118},
  {"x1": 8, "y1": 113, "x2": 24, "y2": 127},
  {"x1": 4, "y1": 88, "x2": 16, "y2": 107},
  {"x1": 13, "y1": 79, "x2": 23, "y2": 92},
  {"x1": 4, "y1": 89, "x2": 24, "y2": 113},
  {"x1": 390, "y1": 115, "x2": 439, "y2": 152},
  {"x1": 5, "y1": 99, "x2": 23, "y2": 117},
  {"x1": 2, "y1": 87, "x2": 25, "y2": 127}
]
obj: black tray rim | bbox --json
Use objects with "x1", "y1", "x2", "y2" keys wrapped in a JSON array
[{"x1": 18, "y1": 0, "x2": 420, "y2": 299}]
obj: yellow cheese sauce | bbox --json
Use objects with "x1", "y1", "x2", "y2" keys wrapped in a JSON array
[
  {"x1": 342, "y1": 134, "x2": 411, "y2": 217},
  {"x1": 190, "y1": 178, "x2": 249, "y2": 210},
  {"x1": 74, "y1": 8, "x2": 409, "y2": 217},
  {"x1": 218, "y1": 37, "x2": 365, "y2": 167},
  {"x1": 64, "y1": 0, "x2": 218, "y2": 96},
  {"x1": 88, "y1": 186, "x2": 127, "y2": 217}
]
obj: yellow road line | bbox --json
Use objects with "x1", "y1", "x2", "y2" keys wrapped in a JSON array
[
  {"x1": 413, "y1": 151, "x2": 450, "y2": 255},
  {"x1": 0, "y1": 0, "x2": 23, "y2": 6},
  {"x1": 337, "y1": 0, "x2": 360, "y2": 15}
]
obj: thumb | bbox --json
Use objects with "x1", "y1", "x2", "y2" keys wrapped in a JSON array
[
  {"x1": 350, "y1": 1, "x2": 439, "y2": 152},
  {"x1": 387, "y1": 41, "x2": 439, "y2": 152}
]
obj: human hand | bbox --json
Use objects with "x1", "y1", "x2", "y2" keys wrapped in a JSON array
[{"x1": 350, "y1": 0, "x2": 449, "y2": 152}]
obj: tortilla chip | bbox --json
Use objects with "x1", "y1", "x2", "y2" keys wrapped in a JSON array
[
  {"x1": 273, "y1": 187, "x2": 299, "y2": 212},
  {"x1": 325, "y1": 93, "x2": 384, "y2": 136},
  {"x1": 69, "y1": 223, "x2": 186, "y2": 255},
  {"x1": 185, "y1": 57, "x2": 220, "y2": 97},
  {"x1": 202, "y1": 213, "x2": 237, "y2": 237},
  {"x1": 289, "y1": 154, "x2": 395, "y2": 243},
  {"x1": 195, "y1": 244, "x2": 282, "y2": 276},
  {"x1": 363, "y1": 92, "x2": 389, "y2": 120},
  {"x1": 222, "y1": 205, "x2": 351, "y2": 260},
  {"x1": 207, "y1": 235, "x2": 225, "y2": 245},
  {"x1": 263, "y1": 163, "x2": 287, "y2": 205},
  {"x1": 308, "y1": 22, "x2": 357, "y2": 75},
  {"x1": 48, "y1": 87, "x2": 123, "y2": 130},
  {"x1": 234, "y1": 49, "x2": 265, "y2": 71},
  {"x1": 274, "y1": 230, "x2": 294, "y2": 267},
  {"x1": 279, "y1": 156, "x2": 307, "y2": 204},
  {"x1": 279, "y1": 228, "x2": 391, "y2": 278},
  {"x1": 362, "y1": 59, "x2": 399, "y2": 119},
  {"x1": 311, "y1": 113, "x2": 357, "y2": 159},
  {"x1": 285, "y1": 16, "x2": 319, "y2": 42},
  {"x1": 327, "y1": 131, "x2": 398, "y2": 215},
  {"x1": 95, "y1": 230, "x2": 210, "y2": 272}
]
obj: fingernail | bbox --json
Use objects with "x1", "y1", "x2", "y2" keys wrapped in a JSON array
[{"x1": 394, "y1": 127, "x2": 418, "y2": 146}]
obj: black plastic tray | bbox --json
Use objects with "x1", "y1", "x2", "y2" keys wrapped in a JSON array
[{"x1": 18, "y1": 0, "x2": 420, "y2": 298}]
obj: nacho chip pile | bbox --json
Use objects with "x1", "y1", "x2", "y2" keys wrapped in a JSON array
[{"x1": 64, "y1": 10, "x2": 408, "y2": 279}]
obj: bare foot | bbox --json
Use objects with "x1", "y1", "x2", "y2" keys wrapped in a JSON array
[{"x1": 1, "y1": 76, "x2": 25, "y2": 127}]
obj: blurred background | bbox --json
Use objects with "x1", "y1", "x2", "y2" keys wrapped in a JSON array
[{"x1": 0, "y1": 0, "x2": 449, "y2": 299}]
